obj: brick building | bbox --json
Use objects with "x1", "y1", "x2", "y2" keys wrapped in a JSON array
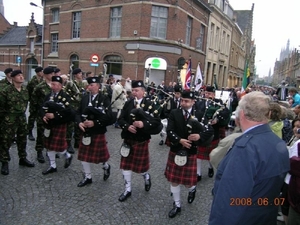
[
  {"x1": 42, "y1": 0, "x2": 211, "y2": 85},
  {"x1": 0, "y1": 13, "x2": 42, "y2": 80}
]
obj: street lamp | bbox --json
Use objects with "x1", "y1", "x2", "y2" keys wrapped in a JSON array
[{"x1": 30, "y1": 2, "x2": 44, "y2": 67}]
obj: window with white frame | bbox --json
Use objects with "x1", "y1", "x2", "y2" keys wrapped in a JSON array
[
  {"x1": 72, "y1": 12, "x2": 81, "y2": 39},
  {"x1": 30, "y1": 38, "x2": 34, "y2": 53},
  {"x1": 110, "y1": 7, "x2": 122, "y2": 38},
  {"x1": 185, "y1": 16, "x2": 192, "y2": 46},
  {"x1": 52, "y1": 8, "x2": 59, "y2": 23},
  {"x1": 51, "y1": 33, "x2": 58, "y2": 53},
  {"x1": 150, "y1": 6, "x2": 168, "y2": 39}
]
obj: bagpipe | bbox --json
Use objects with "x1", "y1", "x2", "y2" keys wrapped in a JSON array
[
  {"x1": 130, "y1": 96, "x2": 163, "y2": 135},
  {"x1": 42, "y1": 92, "x2": 75, "y2": 138}
]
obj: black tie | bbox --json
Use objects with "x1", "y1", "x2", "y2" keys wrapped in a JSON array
[{"x1": 184, "y1": 110, "x2": 189, "y2": 121}]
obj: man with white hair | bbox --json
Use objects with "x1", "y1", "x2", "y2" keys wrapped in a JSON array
[{"x1": 209, "y1": 91, "x2": 290, "y2": 225}]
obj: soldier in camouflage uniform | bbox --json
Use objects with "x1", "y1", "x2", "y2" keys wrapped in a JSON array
[
  {"x1": 0, "y1": 70, "x2": 35, "y2": 175},
  {"x1": 0, "y1": 68, "x2": 13, "y2": 87},
  {"x1": 0, "y1": 68, "x2": 13, "y2": 123},
  {"x1": 26, "y1": 66, "x2": 43, "y2": 141},
  {"x1": 30, "y1": 67, "x2": 54, "y2": 163},
  {"x1": 64, "y1": 68, "x2": 86, "y2": 152}
]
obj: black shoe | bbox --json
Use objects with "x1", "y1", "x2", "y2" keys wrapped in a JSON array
[
  {"x1": 77, "y1": 177, "x2": 92, "y2": 187},
  {"x1": 1, "y1": 162, "x2": 9, "y2": 175},
  {"x1": 197, "y1": 175, "x2": 202, "y2": 182},
  {"x1": 55, "y1": 154, "x2": 60, "y2": 159},
  {"x1": 19, "y1": 158, "x2": 35, "y2": 167},
  {"x1": 28, "y1": 131, "x2": 35, "y2": 141},
  {"x1": 103, "y1": 164, "x2": 110, "y2": 181},
  {"x1": 12, "y1": 137, "x2": 17, "y2": 143},
  {"x1": 159, "y1": 140, "x2": 164, "y2": 145},
  {"x1": 42, "y1": 167, "x2": 57, "y2": 175},
  {"x1": 208, "y1": 168, "x2": 214, "y2": 178},
  {"x1": 144, "y1": 174, "x2": 151, "y2": 192},
  {"x1": 64, "y1": 155, "x2": 73, "y2": 168},
  {"x1": 37, "y1": 151, "x2": 45, "y2": 164},
  {"x1": 187, "y1": 188, "x2": 196, "y2": 204},
  {"x1": 118, "y1": 191, "x2": 131, "y2": 202},
  {"x1": 168, "y1": 205, "x2": 181, "y2": 218}
]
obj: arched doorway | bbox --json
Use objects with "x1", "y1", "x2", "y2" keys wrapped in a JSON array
[
  {"x1": 26, "y1": 57, "x2": 38, "y2": 81},
  {"x1": 103, "y1": 55, "x2": 123, "y2": 81},
  {"x1": 69, "y1": 54, "x2": 79, "y2": 75}
]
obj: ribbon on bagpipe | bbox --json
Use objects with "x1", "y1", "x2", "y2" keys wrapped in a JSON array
[{"x1": 129, "y1": 96, "x2": 163, "y2": 135}]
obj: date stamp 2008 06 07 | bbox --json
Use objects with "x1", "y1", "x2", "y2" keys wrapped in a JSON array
[{"x1": 230, "y1": 197, "x2": 285, "y2": 206}]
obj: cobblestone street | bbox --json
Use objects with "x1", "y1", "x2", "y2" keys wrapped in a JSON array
[{"x1": 0, "y1": 125, "x2": 214, "y2": 225}]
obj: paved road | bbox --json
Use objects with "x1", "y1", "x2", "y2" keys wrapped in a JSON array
[{"x1": 0, "y1": 125, "x2": 215, "y2": 225}]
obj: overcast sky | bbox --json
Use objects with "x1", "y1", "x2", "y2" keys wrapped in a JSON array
[{"x1": 3, "y1": 0, "x2": 300, "y2": 80}]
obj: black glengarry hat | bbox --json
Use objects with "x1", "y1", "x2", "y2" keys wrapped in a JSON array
[
  {"x1": 51, "y1": 75, "x2": 62, "y2": 84},
  {"x1": 181, "y1": 90, "x2": 195, "y2": 99},
  {"x1": 87, "y1": 77, "x2": 100, "y2": 84},
  {"x1": 132, "y1": 80, "x2": 145, "y2": 88}
]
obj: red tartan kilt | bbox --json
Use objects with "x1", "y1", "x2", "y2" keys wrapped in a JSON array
[
  {"x1": 44, "y1": 124, "x2": 67, "y2": 152},
  {"x1": 165, "y1": 151, "x2": 197, "y2": 186},
  {"x1": 197, "y1": 139, "x2": 220, "y2": 160},
  {"x1": 165, "y1": 137, "x2": 171, "y2": 147},
  {"x1": 78, "y1": 134, "x2": 110, "y2": 164},
  {"x1": 120, "y1": 140, "x2": 150, "y2": 173}
]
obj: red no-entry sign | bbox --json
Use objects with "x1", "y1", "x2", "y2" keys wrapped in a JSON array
[{"x1": 90, "y1": 54, "x2": 100, "y2": 63}]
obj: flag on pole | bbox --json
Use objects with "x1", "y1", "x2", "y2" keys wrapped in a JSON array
[
  {"x1": 184, "y1": 59, "x2": 191, "y2": 90},
  {"x1": 241, "y1": 60, "x2": 250, "y2": 94},
  {"x1": 195, "y1": 63, "x2": 203, "y2": 91}
]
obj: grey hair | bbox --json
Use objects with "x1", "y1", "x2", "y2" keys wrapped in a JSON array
[{"x1": 238, "y1": 91, "x2": 270, "y2": 122}]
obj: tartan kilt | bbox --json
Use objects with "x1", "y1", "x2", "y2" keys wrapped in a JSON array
[
  {"x1": 120, "y1": 139, "x2": 150, "y2": 173},
  {"x1": 78, "y1": 134, "x2": 110, "y2": 164},
  {"x1": 44, "y1": 124, "x2": 67, "y2": 152},
  {"x1": 197, "y1": 139, "x2": 220, "y2": 160},
  {"x1": 165, "y1": 151, "x2": 197, "y2": 186}
]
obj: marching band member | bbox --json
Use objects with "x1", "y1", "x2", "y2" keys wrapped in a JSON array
[
  {"x1": 117, "y1": 80, "x2": 162, "y2": 202},
  {"x1": 159, "y1": 84, "x2": 182, "y2": 145},
  {"x1": 76, "y1": 77, "x2": 114, "y2": 187},
  {"x1": 165, "y1": 90, "x2": 214, "y2": 218},
  {"x1": 195, "y1": 86, "x2": 230, "y2": 181},
  {"x1": 41, "y1": 76, "x2": 75, "y2": 175}
]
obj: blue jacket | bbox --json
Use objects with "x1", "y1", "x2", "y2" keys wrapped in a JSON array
[
  {"x1": 292, "y1": 93, "x2": 300, "y2": 107},
  {"x1": 209, "y1": 124, "x2": 290, "y2": 225}
]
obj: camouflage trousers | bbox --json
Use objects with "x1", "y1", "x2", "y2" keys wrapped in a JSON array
[
  {"x1": 35, "y1": 117, "x2": 45, "y2": 152},
  {"x1": 0, "y1": 115, "x2": 28, "y2": 162},
  {"x1": 66, "y1": 121, "x2": 80, "y2": 145},
  {"x1": 27, "y1": 111, "x2": 37, "y2": 131}
]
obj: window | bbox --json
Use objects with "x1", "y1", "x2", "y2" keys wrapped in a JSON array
[
  {"x1": 185, "y1": 16, "x2": 192, "y2": 46},
  {"x1": 52, "y1": 8, "x2": 59, "y2": 23},
  {"x1": 198, "y1": 24, "x2": 205, "y2": 51},
  {"x1": 72, "y1": 12, "x2": 81, "y2": 39},
  {"x1": 51, "y1": 33, "x2": 58, "y2": 53},
  {"x1": 221, "y1": 31, "x2": 226, "y2": 53},
  {"x1": 210, "y1": 23, "x2": 215, "y2": 49},
  {"x1": 150, "y1": 6, "x2": 168, "y2": 39},
  {"x1": 215, "y1": 27, "x2": 220, "y2": 50},
  {"x1": 110, "y1": 7, "x2": 122, "y2": 38},
  {"x1": 30, "y1": 38, "x2": 34, "y2": 53}
]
